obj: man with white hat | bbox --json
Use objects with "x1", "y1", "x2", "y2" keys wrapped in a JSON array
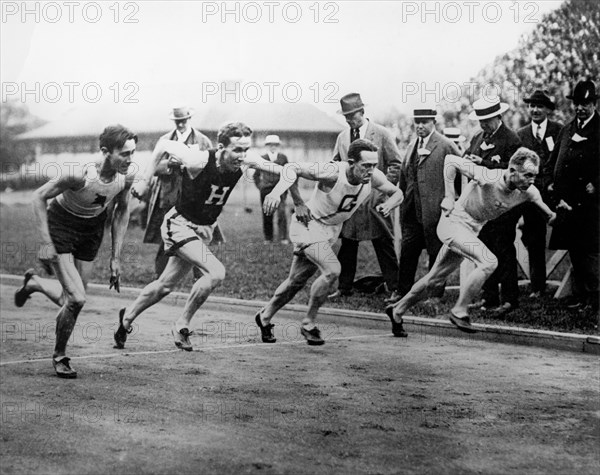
[
  {"x1": 254, "y1": 134, "x2": 289, "y2": 243},
  {"x1": 517, "y1": 90, "x2": 563, "y2": 298},
  {"x1": 443, "y1": 127, "x2": 467, "y2": 155},
  {"x1": 395, "y1": 106, "x2": 460, "y2": 307},
  {"x1": 465, "y1": 96, "x2": 522, "y2": 316},
  {"x1": 549, "y1": 79, "x2": 599, "y2": 313},
  {"x1": 329, "y1": 92, "x2": 402, "y2": 301},
  {"x1": 144, "y1": 106, "x2": 212, "y2": 278}
]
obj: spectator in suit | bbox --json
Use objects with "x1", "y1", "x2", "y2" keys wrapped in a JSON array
[
  {"x1": 549, "y1": 80, "x2": 599, "y2": 313},
  {"x1": 254, "y1": 134, "x2": 289, "y2": 244},
  {"x1": 517, "y1": 90, "x2": 563, "y2": 297},
  {"x1": 466, "y1": 97, "x2": 522, "y2": 316},
  {"x1": 144, "y1": 106, "x2": 212, "y2": 278},
  {"x1": 329, "y1": 93, "x2": 401, "y2": 300},
  {"x1": 394, "y1": 107, "x2": 460, "y2": 305}
]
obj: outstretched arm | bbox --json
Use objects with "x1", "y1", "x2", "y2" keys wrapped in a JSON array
[
  {"x1": 527, "y1": 186, "x2": 557, "y2": 225},
  {"x1": 262, "y1": 161, "x2": 341, "y2": 216}
]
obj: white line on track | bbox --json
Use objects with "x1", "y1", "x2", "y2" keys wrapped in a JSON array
[{"x1": 0, "y1": 332, "x2": 394, "y2": 366}]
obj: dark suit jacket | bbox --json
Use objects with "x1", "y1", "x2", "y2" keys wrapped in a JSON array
[
  {"x1": 549, "y1": 111, "x2": 600, "y2": 250},
  {"x1": 333, "y1": 120, "x2": 402, "y2": 240},
  {"x1": 143, "y1": 128, "x2": 212, "y2": 244},
  {"x1": 467, "y1": 123, "x2": 522, "y2": 169},
  {"x1": 517, "y1": 119, "x2": 563, "y2": 198},
  {"x1": 400, "y1": 131, "x2": 459, "y2": 239},
  {"x1": 254, "y1": 153, "x2": 288, "y2": 193}
]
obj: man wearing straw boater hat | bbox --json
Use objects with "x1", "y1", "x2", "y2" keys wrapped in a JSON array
[
  {"x1": 549, "y1": 79, "x2": 599, "y2": 313},
  {"x1": 395, "y1": 106, "x2": 460, "y2": 307},
  {"x1": 329, "y1": 93, "x2": 402, "y2": 301},
  {"x1": 144, "y1": 106, "x2": 212, "y2": 278},
  {"x1": 443, "y1": 127, "x2": 467, "y2": 154},
  {"x1": 464, "y1": 95, "x2": 522, "y2": 317},
  {"x1": 517, "y1": 90, "x2": 563, "y2": 298}
]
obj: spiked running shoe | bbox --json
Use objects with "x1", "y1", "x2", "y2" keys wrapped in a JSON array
[
  {"x1": 255, "y1": 312, "x2": 276, "y2": 343},
  {"x1": 301, "y1": 326, "x2": 325, "y2": 346},
  {"x1": 114, "y1": 308, "x2": 133, "y2": 349},
  {"x1": 53, "y1": 357, "x2": 77, "y2": 379},
  {"x1": 172, "y1": 323, "x2": 193, "y2": 351},
  {"x1": 449, "y1": 311, "x2": 477, "y2": 333},
  {"x1": 385, "y1": 306, "x2": 408, "y2": 337},
  {"x1": 14, "y1": 268, "x2": 36, "y2": 308}
]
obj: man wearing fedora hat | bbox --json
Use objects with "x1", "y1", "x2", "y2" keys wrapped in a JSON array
[
  {"x1": 549, "y1": 79, "x2": 599, "y2": 312},
  {"x1": 254, "y1": 134, "x2": 290, "y2": 244},
  {"x1": 465, "y1": 96, "x2": 522, "y2": 316},
  {"x1": 144, "y1": 106, "x2": 212, "y2": 278},
  {"x1": 396, "y1": 107, "x2": 460, "y2": 306},
  {"x1": 329, "y1": 93, "x2": 402, "y2": 301},
  {"x1": 517, "y1": 90, "x2": 563, "y2": 298}
]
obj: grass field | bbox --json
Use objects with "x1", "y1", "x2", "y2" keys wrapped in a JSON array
[{"x1": 0, "y1": 190, "x2": 597, "y2": 334}]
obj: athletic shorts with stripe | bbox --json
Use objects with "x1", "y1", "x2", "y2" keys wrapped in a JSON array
[{"x1": 161, "y1": 207, "x2": 215, "y2": 256}]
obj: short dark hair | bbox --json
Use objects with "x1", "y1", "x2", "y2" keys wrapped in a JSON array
[
  {"x1": 509, "y1": 147, "x2": 540, "y2": 169},
  {"x1": 217, "y1": 122, "x2": 253, "y2": 147},
  {"x1": 348, "y1": 138, "x2": 378, "y2": 162},
  {"x1": 99, "y1": 125, "x2": 138, "y2": 152}
]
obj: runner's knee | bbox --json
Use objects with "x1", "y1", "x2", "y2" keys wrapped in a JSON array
[
  {"x1": 322, "y1": 262, "x2": 341, "y2": 284},
  {"x1": 478, "y1": 254, "x2": 498, "y2": 276},
  {"x1": 207, "y1": 263, "x2": 226, "y2": 287},
  {"x1": 155, "y1": 280, "x2": 175, "y2": 297},
  {"x1": 65, "y1": 292, "x2": 85, "y2": 311}
]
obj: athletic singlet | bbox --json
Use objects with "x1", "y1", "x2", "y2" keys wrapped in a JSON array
[
  {"x1": 175, "y1": 149, "x2": 243, "y2": 225},
  {"x1": 306, "y1": 162, "x2": 372, "y2": 226},
  {"x1": 56, "y1": 167, "x2": 126, "y2": 218},
  {"x1": 454, "y1": 176, "x2": 531, "y2": 224}
]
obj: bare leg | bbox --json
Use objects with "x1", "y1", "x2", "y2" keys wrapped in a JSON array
[
  {"x1": 449, "y1": 241, "x2": 497, "y2": 317},
  {"x1": 261, "y1": 254, "x2": 318, "y2": 324},
  {"x1": 397, "y1": 217, "x2": 498, "y2": 320},
  {"x1": 392, "y1": 244, "x2": 462, "y2": 320},
  {"x1": 174, "y1": 240, "x2": 225, "y2": 330},
  {"x1": 301, "y1": 242, "x2": 340, "y2": 326},
  {"x1": 51, "y1": 255, "x2": 89, "y2": 359},
  {"x1": 122, "y1": 255, "x2": 191, "y2": 329},
  {"x1": 20, "y1": 259, "x2": 91, "y2": 307},
  {"x1": 23, "y1": 273, "x2": 65, "y2": 306}
]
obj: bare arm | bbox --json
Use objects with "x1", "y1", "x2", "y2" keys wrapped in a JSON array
[
  {"x1": 440, "y1": 154, "x2": 494, "y2": 216},
  {"x1": 371, "y1": 169, "x2": 404, "y2": 217},
  {"x1": 262, "y1": 161, "x2": 340, "y2": 215},
  {"x1": 287, "y1": 181, "x2": 312, "y2": 225},
  {"x1": 132, "y1": 140, "x2": 209, "y2": 199},
  {"x1": 32, "y1": 172, "x2": 85, "y2": 261},
  {"x1": 527, "y1": 186, "x2": 557, "y2": 225},
  {"x1": 108, "y1": 177, "x2": 133, "y2": 291}
]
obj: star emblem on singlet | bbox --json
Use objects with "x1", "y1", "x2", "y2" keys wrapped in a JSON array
[{"x1": 92, "y1": 193, "x2": 107, "y2": 207}]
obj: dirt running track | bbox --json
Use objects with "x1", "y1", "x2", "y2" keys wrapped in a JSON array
[{"x1": 0, "y1": 282, "x2": 598, "y2": 475}]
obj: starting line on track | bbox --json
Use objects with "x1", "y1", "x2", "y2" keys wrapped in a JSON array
[{"x1": 0, "y1": 332, "x2": 393, "y2": 366}]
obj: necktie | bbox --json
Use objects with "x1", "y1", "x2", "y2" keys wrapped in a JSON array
[
  {"x1": 535, "y1": 125, "x2": 542, "y2": 143},
  {"x1": 577, "y1": 120, "x2": 584, "y2": 131},
  {"x1": 351, "y1": 128, "x2": 360, "y2": 142},
  {"x1": 418, "y1": 138, "x2": 424, "y2": 150}
]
